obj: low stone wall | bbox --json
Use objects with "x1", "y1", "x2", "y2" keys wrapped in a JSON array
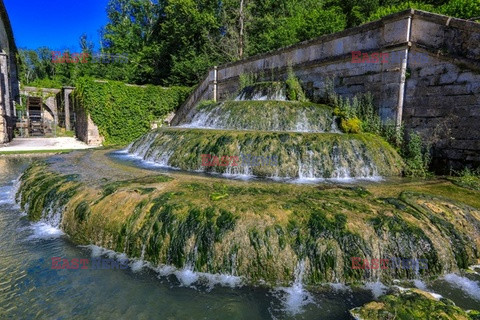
[{"x1": 171, "y1": 9, "x2": 480, "y2": 171}]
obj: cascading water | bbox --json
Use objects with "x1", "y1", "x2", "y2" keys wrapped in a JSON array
[
  {"x1": 127, "y1": 128, "x2": 400, "y2": 180},
  {"x1": 276, "y1": 260, "x2": 315, "y2": 315},
  {"x1": 234, "y1": 82, "x2": 287, "y2": 101},
  {"x1": 128, "y1": 82, "x2": 403, "y2": 181}
]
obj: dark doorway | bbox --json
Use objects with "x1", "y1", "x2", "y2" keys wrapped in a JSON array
[{"x1": 27, "y1": 97, "x2": 44, "y2": 136}]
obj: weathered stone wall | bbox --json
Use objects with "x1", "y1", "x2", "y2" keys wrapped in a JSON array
[
  {"x1": 404, "y1": 12, "x2": 480, "y2": 171},
  {"x1": 0, "y1": 0, "x2": 20, "y2": 144},
  {"x1": 172, "y1": 9, "x2": 480, "y2": 171},
  {"x1": 0, "y1": 115, "x2": 6, "y2": 143},
  {"x1": 73, "y1": 96, "x2": 103, "y2": 146}
]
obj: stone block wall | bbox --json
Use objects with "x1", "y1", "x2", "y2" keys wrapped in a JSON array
[{"x1": 404, "y1": 12, "x2": 480, "y2": 171}]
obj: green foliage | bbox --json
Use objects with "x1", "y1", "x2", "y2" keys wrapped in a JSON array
[
  {"x1": 402, "y1": 132, "x2": 431, "y2": 177},
  {"x1": 238, "y1": 73, "x2": 258, "y2": 91},
  {"x1": 285, "y1": 68, "x2": 307, "y2": 102},
  {"x1": 28, "y1": 77, "x2": 64, "y2": 89},
  {"x1": 325, "y1": 77, "x2": 431, "y2": 177},
  {"x1": 366, "y1": 3, "x2": 437, "y2": 22},
  {"x1": 247, "y1": 3, "x2": 347, "y2": 55},
  {"x1": 74, "y1": 77, "x2": 191, "y2": 145},
  {"x1": 325, "y1": 78, "x2": 379, "y2": 134},
  {"x1": 440, "y1": 0, "x2": 480, "y2": 19},
  {"x1": 340, "y1": 117, "x2": 362, "y2": 134},
  {"x1": 451, "y1": 167, "x2": 480, "y2": 191}
]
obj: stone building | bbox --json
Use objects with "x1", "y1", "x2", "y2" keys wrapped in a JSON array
[{"x1": 0, "y1": 0, "x2": 19, "y2": 144}]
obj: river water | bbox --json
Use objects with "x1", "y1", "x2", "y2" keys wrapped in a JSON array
[{"x1": 1, "y1": 157, "x2": 479, "y2": 319}]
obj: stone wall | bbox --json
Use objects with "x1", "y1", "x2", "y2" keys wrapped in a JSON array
[
  {"x1": 0, "y1": 0, "x2": 20, "y2": 144},
  {"x1": 0, "y1": 115, "x2": 6, "y2": 143},
  {"x1": 74, "y1": 96, "x2": 103, "y2": 146},
  {"x1": 404, "y1": 11, "x2": 480, "y2": 171},
  {"x1": 171, "y1": 9, "x2": 480, "y2": 171}
]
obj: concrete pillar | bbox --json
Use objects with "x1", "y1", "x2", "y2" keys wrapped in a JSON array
[
  {"x1": 213, "y1": 66, "x2": 218, "y2": 102},
  {"x1": 63, "y1": 88, "x2": 72, "y2": 131},
  {"x1": 396, "y1": 15, "x2": 412, "y2": 128},
  {"x1": 0, "y1": 51, "x2": 11, "y2": 118}
]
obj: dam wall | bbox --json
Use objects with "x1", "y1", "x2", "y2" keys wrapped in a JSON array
[{"x1": 171, "y1": 9, "x2": 480, "y2": 171}]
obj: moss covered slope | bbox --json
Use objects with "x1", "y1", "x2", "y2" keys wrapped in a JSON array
[
  {"x1": 129, "y1": 128, "x2": 404, "y2": 178},
  {"x1": 182, "y1": 100, "x2": 338, "y2": 133},
  {"x1": 18, "y1": 155, "x2": 480, "y2": 286}
]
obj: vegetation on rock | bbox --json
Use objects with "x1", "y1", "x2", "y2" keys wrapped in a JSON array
[
  {"x1": 73, "y1": 77, "x2": 190, "y2": 145},
  {"x1": 350, "y1": 288, "x2": 480, "y2": 320},
  {"x1": 17, "y1": 153, "x2": 480, "y2": 286},
  {"x1": 129, "y1": 127, "x2": 404, "y2": 178}
]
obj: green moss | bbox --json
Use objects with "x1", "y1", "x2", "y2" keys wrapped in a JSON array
[
  {"x1": 450, "y1": 168, "x2": 480, "y2": 191},
  {"x1": 340, "y1": 117, "x2": 362, "y2": 133},
  {"x1": 18, "y1": 156, "x2": 480, "y2": 287},
  {"x1": 130, "y1": 128, "x2": 404, "y2": 178},
  {"x1": 189, "y1": 100, "x2": 336, "y2": 132},
  {"x1": 351, "y1": 289, "x2": 478, "y2": 320},
  {"x1": 74, "y1": 201, "x2": 91, "y2": 222}
]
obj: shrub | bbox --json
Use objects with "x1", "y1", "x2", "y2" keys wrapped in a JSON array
[
  {"x1": 324, "y1": 77, "x2": 431, "y2": 177},
  {"x1": 440, "y1": 0, "x2": 480, "y2": 20},
  {"x1": 402, "y1": 132, "x2": 431, "y2": 177},
  {"x1": 239, "y1": 73, "x2": 257, "y2": 91},
  {"x1": 340, "y1": 117, "x2": 362, "y2": 134},
  {"x1": 452, "y1": 167, "x2": 480, "y2": 190},
  {"x1": 285, "y1": 67, "x2": 307, "y2": 102}
]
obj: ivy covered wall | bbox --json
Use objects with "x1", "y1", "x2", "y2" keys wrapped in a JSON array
[{"x1": 74, "y1": 77, "x2": 191, "y2": 145}]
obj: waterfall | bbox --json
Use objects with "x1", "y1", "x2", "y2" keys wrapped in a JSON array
[
  {"x1": 127, "y1": 82, "x2": 403, "y2": 181},
  {"x1": 234, "y1": 82, "x2": 287, "y2": 101},
  {"x1": 126, "y1": 128, "x2": 401, "y2": 180},
  {"x1": 277, "y1": 259, "x2": 315, "y2": 315},
  {"x1": 176, "y1": 100, "x2": 338, "y2": 133}
]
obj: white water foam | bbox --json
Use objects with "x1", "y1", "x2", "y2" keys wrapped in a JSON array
[
  {"x1": 26, "y1": 222, "x2": 64, "y2": 240},
  {"x1": 413, "y1": 279, "x2": 428, "y2": 290},
  {"x1": 174, "y1": 265, "x2": 200, "y2": 287},
  {"x1": 0, "y1": 178, "x2": 21, "y2": 206},
  {"x1": 275, "y1": 260, "x2": 315, "y2": 315},
  {"x1": 81, "y1": 245, "x2": 244, "y2": 289},
  {"x1": 330, "y1": 282, "x2": 351, "y2": 291},
  {"x1": 364, "y1": 281, "x2": 388, "y2": 299},
  {"x1": 443, "y1": 273, "x2": 480, "y2": 301}
]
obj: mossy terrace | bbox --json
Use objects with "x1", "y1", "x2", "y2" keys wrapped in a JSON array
[
  {"x1": 130, "y1": 127, "x2": 404, "y2": 179},
  {"x1": 184, "y1": 100, "x2": 338, "y2": 133},
  {"x1": 18, "y1": 149, "x2": 480, "y2": 287}
]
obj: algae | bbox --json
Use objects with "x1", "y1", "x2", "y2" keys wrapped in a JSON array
[
  {"x1": 18, "y1": 156, "x2": 480, "y2": 287},
  {"x1": 350, "y1": 288, "x2": 479, "y2": 320}
]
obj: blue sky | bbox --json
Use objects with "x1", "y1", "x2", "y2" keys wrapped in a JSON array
[{"x1": 4, "y1": 0, "x2": 110, "y2": 52}]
